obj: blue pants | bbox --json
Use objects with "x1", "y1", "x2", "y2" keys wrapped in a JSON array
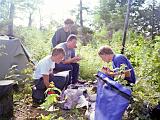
[{"x1": 54, "y1": 63, "x2": 79, "y2": 84}]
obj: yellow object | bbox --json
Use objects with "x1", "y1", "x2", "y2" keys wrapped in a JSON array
[{"x1": 49, "y1": 82, "x2": 55, "y2": 88}]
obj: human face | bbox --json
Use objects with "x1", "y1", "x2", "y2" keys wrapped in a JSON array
[
  {"x1": 66, "y1": 24, "x2": 73, "y2": 32},
  {"x1": 52, "y1": 54, "x2": 64, "y2": 64},
  {"x1": 68, "y1": 24, "x2": 73, "y2": 29},
  {"x1": 100, "y1": 54, "x2": 111, "y2": 63},
  {"x1": 69, "y1": 39, "x2": 77, "y2": 48}
]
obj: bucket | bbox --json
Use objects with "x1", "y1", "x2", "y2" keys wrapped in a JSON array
[{"x1": 0, "y1": 80, "x2": 15, "y2": 119}]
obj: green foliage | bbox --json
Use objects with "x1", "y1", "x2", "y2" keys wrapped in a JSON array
[
  {"x1": 125, "y1": 79, "x2": 159, "y2": 120},
  {"x1": 99, "y1": 0, "x2": 114, "y2": 25},
  {"x1": 41, "y1": 114, "x2": 64, "y2": 120},
  {"x1": 4, "y1": 64, "x2": 33, "y2": 84},
  {"x1": 0, "y1": 0, "x2": 9, "y2": 22},
  {"x1": 147, "y1": 40, "x2": 160, "y2": 91},
  {"x1": 0, "y1": 0, "x2": 10, "y2": 33},
  {"x1": 78, "y1": 30, "x2": 159, "y2": 119},
  {"x1": 11, "y1": 22, "x2": 159, "y2": 119},
  {"x1": 78, "y1": 29, "x2": 123, "y2": 80},
  {"x1": 125, "y1": 32, "x2": 160, "y2": 92},
  {"x1": 133, "y1": 80, "x2": 159, "y2": 105},
  {"x1": 60, "y1": 108, "x2": 87, "y2": 120},
  {"x1": 130, "y1": 0, "x2": 160, "y2": 37},
  {"x1": 41, "y1": 114, "x2": 52, "y2": 120},
  {"x1": 96, "y1": 0, "x2": 126, "y2": 30},
  {"x1": 81, "y1": 26, "x2": 94, "y2": 34},
  {"x1": 125, "y1": 33, "x2": 145, "y2": 67},
  {"x1": 4, "y1": 63, "x2": 33, "y2": 101},
  {"x1": 41, "y1": 82, "x2": 61, "y2": 110},
  {"x1": 77, "y1": 43, "x2": 105, "y2": 80},
  {"x1": 41, "y1": 94, "x2": 59, "y2": 110},
  {"x1": 15, "y1": 27, "x2": 52, "y2": 61},
  {"x1": 114, "y1": 64, "x2": 129, "y2": 85},
  {"x1": 79, "y1": 26, "x2": 94, "y2": 45}
]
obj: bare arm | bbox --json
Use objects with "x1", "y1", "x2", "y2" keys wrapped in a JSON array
[
  {"x1": 63, "y1": 56, "x2": 81, "y2": 64},
  {"x1": 102, "y1": 67, "x2": 131, "y2": 78},
  {"x1": 42, "y1": 74, "x2": 50, "y2": 88}
]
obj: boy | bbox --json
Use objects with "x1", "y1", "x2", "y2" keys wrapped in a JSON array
[
  {"x1": 32, "y1": 47, "x2": 65, "y2": 105},
  {"x1": 98, "y1": 46, "x2": 136, "y2": 84}
]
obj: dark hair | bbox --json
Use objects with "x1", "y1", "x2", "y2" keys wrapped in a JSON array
[
  {"x1": 64, "y1": 19, "x2": 74, "y2": 25},
  {"x1": 66, "y1": 34, "x2": 77, "y2": 42},
  {"x1": 98, "y1": 46, "x2": 114, "y2": 55},
  {"x1": 52, "y1": 47, "x2": 65, "y2": 56}
]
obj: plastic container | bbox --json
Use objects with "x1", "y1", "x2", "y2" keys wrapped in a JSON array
[{"x1": 0, "y1": 80, "x2": 15, "y2": 119}]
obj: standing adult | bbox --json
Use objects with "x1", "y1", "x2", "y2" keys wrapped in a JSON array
[
  {"x1": 54, "y1": 34, "x2": 83, "y2": 84},
  {"x1": 51, "y1": 18, "x2": 74, "y2": 48}
]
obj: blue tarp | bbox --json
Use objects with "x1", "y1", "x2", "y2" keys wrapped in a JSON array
[{"x1": 95, "y1": 71, "x2": 132, "y2": 120}]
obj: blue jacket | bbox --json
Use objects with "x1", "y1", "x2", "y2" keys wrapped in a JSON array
[{"x1": 112, "y1": 54, "x2": 136, "y2": 83}]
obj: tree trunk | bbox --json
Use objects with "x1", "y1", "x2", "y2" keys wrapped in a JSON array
[
  {"x1": 8, "y1": 2, "x2": 14, "y2": 37},
  {"x1": 151, "y1": 0, "x2": 155, "y2": 40},
  {"x1": 80, "y1": 0, "x2": 83, "y2": 27},
  {"x1": 28, "y1": 13, "x2": 32, "y2": 27},
  {"x1": 39, "y1": 8, "x2": 42, "y2": 30},
  {"x1": 121, "y1": 0, "x2": 132, "y2": 54}
]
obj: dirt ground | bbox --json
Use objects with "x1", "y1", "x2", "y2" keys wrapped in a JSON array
[
  {"x1": 13, "y1": 96, "x2": 49, "y2": 120},
  {"x1": 13, "y1": 85, "x2": 94, "y2": 120},
  {"x1": 13, "y1": 97, "x2": 87, "y2": 120},
  {"x1": 7, "y1": 80, "x2": 96, "y2": 120}
]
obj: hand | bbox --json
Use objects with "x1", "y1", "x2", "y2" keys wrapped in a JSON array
[
  {"x1": 123, "y1": 69, "x2": 131, "y2": 77},
  {"x1": 72, "y1": 56, "x2": 81, "y2": 63},
  {"x1": 75, "y1": 56, "x2": 82, "y2": 61},
  {"x1": 102, "y1": 66, "x2": 111, "y2": 74},
  {"x1": 102, "y1": 66, "x2": 117, "y2": 77},
  {"x1": 120, "y1": 73, "x2": 125, "y2": 79}
]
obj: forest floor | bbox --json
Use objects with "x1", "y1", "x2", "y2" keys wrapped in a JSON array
[
  {"x1": 13, "y1": 95, "x2": 87, "y2": 120},
  {"x1": 13, "y1": 82, "x2": 96, "y2": 120}
]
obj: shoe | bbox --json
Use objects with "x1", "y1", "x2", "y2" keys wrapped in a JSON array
[
  {"x1": 32, "y1": 98, "x2": 44, "y2": 107},
  {"x1": 32, "y1": 101, "x2": 41, "y2": 107},
  {"x1": 77, "y1": 80, "x2": 86, "y2": 84}
]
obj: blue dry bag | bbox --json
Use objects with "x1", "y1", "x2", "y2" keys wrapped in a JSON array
[{"x1": 95, "y1": 71, "x2": 132, "y2": 120}]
